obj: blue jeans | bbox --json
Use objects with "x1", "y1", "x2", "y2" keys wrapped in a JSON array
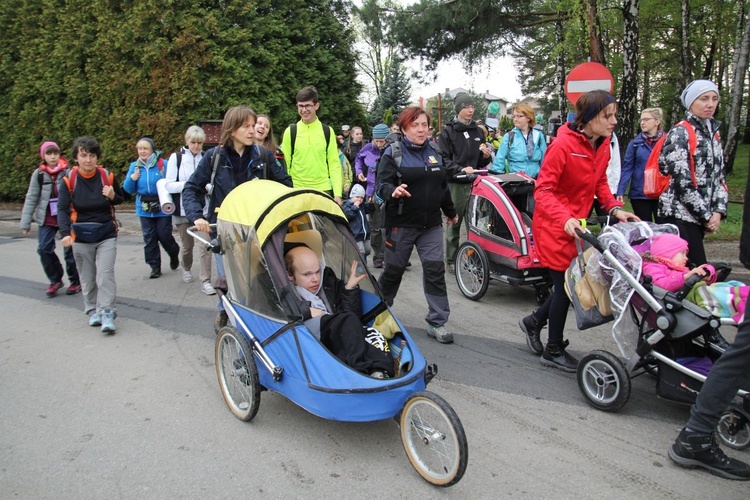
[
  {"x1": 38, "y1": 225, "x2": 79, "y2": 284},
  {"x1": 140, "y1": 216, "x2": 179, "y2": 269}
]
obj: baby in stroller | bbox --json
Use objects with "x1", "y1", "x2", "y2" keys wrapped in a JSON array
[
  {"x1": 640, "y1": 233, "x2": 745, "y2": 350},
  {"x1": 285, "y1": 243, "x2": 394, "y2": 378}
]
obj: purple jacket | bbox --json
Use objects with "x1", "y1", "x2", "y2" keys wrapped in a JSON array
[{"x1": 354, "y1": 142, "x2": 381, "y2": 197}]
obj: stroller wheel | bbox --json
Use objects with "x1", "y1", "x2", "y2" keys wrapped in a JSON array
[
  {"x1": 577, "y1": 350, "x2": 631, "y2": 412},
  {"x1": 455, "y1": 241, "x2": 490, "y2": 301},
  {"x1": 717, "y1": 410, "x2": 750, "y2": 450},
  {"x1": 215, "y1": 325, "x2": 261, "y2": 422},
  {"x1": 400, "y1": 391, "x2": 468, "y2": 487}
]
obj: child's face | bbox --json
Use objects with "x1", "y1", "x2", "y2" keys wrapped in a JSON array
[
  {"x1": 352, "y1": 195, "x2": 364, "y2": 204},
  {"x1": 44, "y1": 150, "x2": 60, "y2": 167},
  {"x1": 673, "y1": 249, "x2": 689, "y2": 267},
  {"x1": 289, "y1": 248, "x2": 321, "y2": 294}
]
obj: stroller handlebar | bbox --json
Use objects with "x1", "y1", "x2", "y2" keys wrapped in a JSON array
[{"x1": 187, "y1": 225, "x2": 222, "y2": 253}]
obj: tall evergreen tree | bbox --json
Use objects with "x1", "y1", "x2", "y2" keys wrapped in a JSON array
[{"x1": 368, "y1": 56, "x2": 411, "y2": 125}]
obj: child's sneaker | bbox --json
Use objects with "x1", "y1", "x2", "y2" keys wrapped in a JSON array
[
  {"x1": 46, "y1": 280, "x2": 64, "y2": 297},
  {"x1": 88, "y1": 312, "x2": 102, "y2": 327},
  {"x1": 100, "y1": 310, "x2": 116, "y2": 333}
]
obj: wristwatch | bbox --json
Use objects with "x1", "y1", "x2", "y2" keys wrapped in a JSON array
[{"x1": 609, "y1": 206, "x2": 622, "y2": 216}]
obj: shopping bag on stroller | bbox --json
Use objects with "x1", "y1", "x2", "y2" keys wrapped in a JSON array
[{"x1": 564, "y1": 241, "x2": 613, "y2": 330}]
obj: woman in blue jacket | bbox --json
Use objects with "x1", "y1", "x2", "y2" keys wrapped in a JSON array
[
  {"x1": 122, "y1": 137, "x2": 180, "y2": 278},
  {"x1": 491, "y1": 103, "x2": 547, "y2": 178},
  {"x1": 616, "y1": 107, "x2": 664, "y2": 222}
]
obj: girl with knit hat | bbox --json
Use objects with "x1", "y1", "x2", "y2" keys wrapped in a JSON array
[
  {"x1": 20, "y1": 141, "x2": 81, "y2": 297},
  {"x1": 355, "y1": 123, "x2": 390, "y2": 268},
  {"x1": 657, "y1": 79, "x2": 728, "y2": 266}
]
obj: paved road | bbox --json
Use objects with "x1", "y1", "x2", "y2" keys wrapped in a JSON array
[{"x1": 0, "y1": 210, "x2": 747, "y2": 498}]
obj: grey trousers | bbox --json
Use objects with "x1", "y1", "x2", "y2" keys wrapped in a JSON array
[
  {"x1": 687, "y1": 308, "x2": 750, "y2": 434},
  {"x1": 378, "y1": 224, "x2": 450, "y2": 326},
  {"x1": 175, "y1": 222, "x2": 212, "y2": 283},
  {"x1": 73, "y1": 237, "x2": 117, "y2": 315}
]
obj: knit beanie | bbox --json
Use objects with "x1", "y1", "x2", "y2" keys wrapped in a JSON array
[
  {"x1": 372, "y1": 123, "x2": 389, "y2": 139},
  {"x1": 650, "y1": 234, "x2": 689, "y2": 260},
  {"x1": 138, "y1": 137, "x2": 157, "y2": 153},
  {"x1": 681, "y1": 80, "x2": 719, "y2": 110},
  {"x1": 454, "y1": 93, "x2": 474, "y2": 114},
  {"x1": 349, "y1": 184, "x2": 365, "y2": 199},
  {"x1": 40, "y1": 141, "x2": 60, "y2": 159}
]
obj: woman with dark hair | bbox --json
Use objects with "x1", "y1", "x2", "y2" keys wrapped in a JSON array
[
  {"x1": 518, "y1": 91, "x2": 638, "y2": 371},
  {"x1": 617, "y1": 107, "x2": 665, "y2": 222},
  {"x1": 658, "y1": 80, "x2": 727, "y2": 266},
  {"x1": 182, "y1": 105, "x2": 292, "y2": 333},
  {"x1": 375, "y1": 106, "x2": 459, "y2": 345},
  {"x1": 255, "y1": 114, "x2": 287, "y2": 173}
]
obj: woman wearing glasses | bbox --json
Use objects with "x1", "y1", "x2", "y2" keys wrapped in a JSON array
[
  {"x1": 491, "y1": 103, "x2": 547, "y2": 178},
  {"x1": 616, "y1": 107, "x2": 664, "y2": 222}
]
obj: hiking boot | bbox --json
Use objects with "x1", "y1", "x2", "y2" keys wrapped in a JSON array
[
  {"x1": 669, "y1": 428, "x2": 750, "y2": 480},
  {"x1": 373, "y1": 259, "x2": 384, "y2": 269},
  {"x1": 427, "y1": 324, "x2": 454, "y2": 344},
  {"x1": 519, "y1": 312, "x2": 545, "y2": 355},
  {"x1": 66, "y1": 282, "x2": 82, "y2": 295},
  {"x1": 100, "y1": 310, "x2": 116, "y2": 333},
  {"x1": 46, "y1": 280, "x2": 64, "y2": 297},
  {"x1": 214, "y1": 311, "x2": 229, "y2": 335},
  {"x1": 705, "y1": 329, "x2": 730, "y2": 351},
  {"x1": 446, "y1": 263, "x2": 456, "y2": 275},
  {"x1": 149, "y1": 267, "x2": 162, "y2": 279},
  {"x1": 88, "y1": 312, "x2": 102, "y2": 327},
  {"x1": 541, "y1": 340, "x2": 578, "y2": 372},
  {"x1": 169, "y1": 252, "x2": 179, "y2": 270}
]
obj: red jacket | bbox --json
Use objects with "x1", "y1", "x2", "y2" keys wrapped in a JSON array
[{"x1": 532, "y1": 124, "x2": 621, "y2": 271}]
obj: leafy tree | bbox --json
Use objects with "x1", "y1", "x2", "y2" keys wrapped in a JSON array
[
  {"x1": 0, "y1": 0, "x2": 366, "y2": 200},
  {"x1": 368, "y1": 56, "x2": 412, "y2": 125}
]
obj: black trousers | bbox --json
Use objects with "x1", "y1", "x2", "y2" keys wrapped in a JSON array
[{"x1": 320, "y1": 312, "x2": 394, "y2": 376}]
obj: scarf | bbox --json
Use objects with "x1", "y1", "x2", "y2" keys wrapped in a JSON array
[
  {"x1": 40, "y1": 157, "x2": 68, "y2": 176},
  {"x1": 651, "y1": 254, "x2": 688, "y2": 273},
  {"x1": 524, "y1": 130, "x2": 535, "y2": 159},
  {"x1": 643, "y1": 130, "x2": 664, "y2": 147},
  {"x1": 295, "y1": 285, "x2": 329, "y2": 314},
  {"x1": 136, "y1": 153, "x2": 157, "y2": 169}
]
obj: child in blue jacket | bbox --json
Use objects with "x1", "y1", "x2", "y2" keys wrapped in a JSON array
[{"x1": 342, "y1": 184, "x2": 375, "y2": 261}]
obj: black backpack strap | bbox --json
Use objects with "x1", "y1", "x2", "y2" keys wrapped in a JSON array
[
  {"x1": 289, "y1": 124, "x2": 297, "y2": 168},
  {"x1": 391, "y1": 141, "x2": 405, "y2": 215},
  {"x1": 209, "y1": 146, "x2": 222, "y2": 189}
]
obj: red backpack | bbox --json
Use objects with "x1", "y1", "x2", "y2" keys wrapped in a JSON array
[{"x1": 642, "y1": 120, "x2": 717, "y2": 199}]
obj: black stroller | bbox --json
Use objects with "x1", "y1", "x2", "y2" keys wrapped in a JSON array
[{"x1": 572, "y1": 221, "x2": 750, "y2": 450}]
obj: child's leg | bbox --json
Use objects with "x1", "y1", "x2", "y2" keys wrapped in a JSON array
[{"x1": 38, "y1": 225, "x2": 64, "y2": 283}]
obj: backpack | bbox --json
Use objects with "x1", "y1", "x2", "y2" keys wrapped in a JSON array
[
  {"x1": 507, "y1": 128, "x2": 542, "y2": 150},
  {"x1": 63, "y1": 166, "x2": 117, "y2": 233},
  {"x1": 643, "y1": 120, "x2": 708, "y2": 199}
]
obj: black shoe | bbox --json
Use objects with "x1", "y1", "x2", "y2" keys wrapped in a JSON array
[
  {"x1": 669, "y1": 428, "x2": 750, "y2": 480},
  {"x1": 706, "y1": 329, "x2": 730, "y2": 351},
  {"x1": 519, "y1": 313, "x2": 544, "y2": 355},
  {"x1": 149, "y1": 268, "x2": 162, "y2": 279},
  {"x1": 169, "y1": 252, "x2": 179, "y2": 270},
  {"x1": 540, "y1": 340, "x2": 578, "y2": 372},
  {"x1": 214, "y1": 311, "x2": 229, "y2": 335},
  {"x1": 373, "y1": 259, "x2": 383, "y2": 269}
]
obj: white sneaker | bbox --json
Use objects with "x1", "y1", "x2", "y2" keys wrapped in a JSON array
[
  {"x1": 182, "y1": 270, "x2": 194, "y2": 283},
  {"x1": 201, "y1": 282, "x2": 216, "y2": 295}
]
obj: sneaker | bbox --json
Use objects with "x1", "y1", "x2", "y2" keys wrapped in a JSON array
[
  {"x1": 88, "y1": 312, "x2": 102, "y2": 327},
  {"x1": 100, "y1": 310, "x2": 116, "y2": 333},
  {"x1": 373, "y1": 259, "x2": 384, "y2": 269},
  {"x1": 370, "y1": 370, "x2": 387, "y2": 379},
  {"x1": 427, "y1": 324, "x2": 454, "y2": 344},
  {"x1": 705, "y1": 329, "x2": 730, "y2": 351},
  {"x1": 519, "y1": 313, "x2": 545, "y2": 355},
  {"x1": 149, "y1": 267, "x2": 162, "y2": 279},
  {"x1": 46, "y1": 280, "x2": 64, "y2": 297},
  {"x1": 202, "y1": 282, "x2": 217, "y2": 295},
  {"x1": 446, "y1": 263, "x2": 456, "y2": 275},
  {"x1": 669, "y1": 428, "x2": 750, "y2": 480},
  {"x1": 540, "y1": 340, "x2": 578, "y2": 372},
  {"x1": 169, "y1": 252, "x2": 179, "y2": 271},
  {"x1": 214, "y1": 311, "x2": 228, "y2": 335},
  {"x1": 66, "y1": 282, "x2": 82, "y2": 295},
  {"x1": 182, "y1": 270, "x2": 194, "y2": 283}
]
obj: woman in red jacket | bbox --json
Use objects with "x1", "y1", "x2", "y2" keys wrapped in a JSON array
[{"x1": 519, "y1": 91, "x2": 638, "y2": 372}]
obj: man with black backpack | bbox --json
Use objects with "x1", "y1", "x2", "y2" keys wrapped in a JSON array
[
  {"x1": 281, "y1": 86, "x2": 343, "y2": 204},
  {"x1": 438, "y1": 93, "x2": 492, "y2": 274}
]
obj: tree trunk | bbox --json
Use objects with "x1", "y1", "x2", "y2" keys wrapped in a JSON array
[
  {"x1": 586, "y1": 0, "x2": 606, "y2": 64},
  {"x1": 556, "y1": 20, "x2": 567, "y2": 116},
  {"x1": 619, "y1": 0, "x2": 640, "y2": 144},
  {"x1": 723, "y1": 6, "x2": 750, "y2": 175},
  {"x1": 673, "y1": 0, "x2": 692, "y2": 124}
]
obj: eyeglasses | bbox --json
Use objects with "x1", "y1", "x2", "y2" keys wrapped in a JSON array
[
  {"x1": 297, "y1": 104, "x2": 315, "y2": 111},
  {"x1": 640, "y1": 117, "x2": 654, "y2": 122}
]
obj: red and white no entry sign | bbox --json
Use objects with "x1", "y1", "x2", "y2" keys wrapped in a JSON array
[{"x1": 565, "y1": 62, "x2": 614, "y2": 105}]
